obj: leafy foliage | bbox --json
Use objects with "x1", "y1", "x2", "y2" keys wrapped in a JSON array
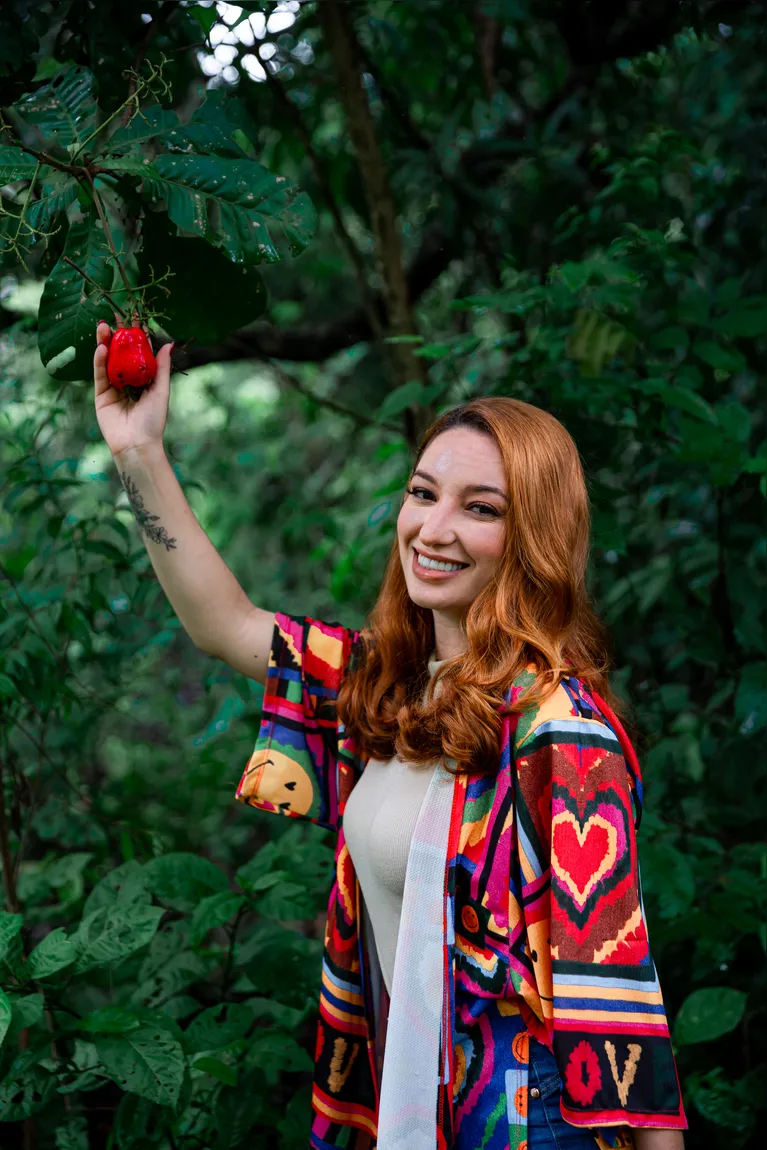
[{"x1": 1, "y1": 1, "x2": 765, "y2": 1147}]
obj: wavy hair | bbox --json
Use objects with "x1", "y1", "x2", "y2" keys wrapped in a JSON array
[{"x1": 336, "y1": 397, "x2": 632, "y2": 776}]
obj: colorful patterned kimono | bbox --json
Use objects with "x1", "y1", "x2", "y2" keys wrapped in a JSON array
[{"x1": 235, "y1": 614, "x2": 687, "y2": 1149}]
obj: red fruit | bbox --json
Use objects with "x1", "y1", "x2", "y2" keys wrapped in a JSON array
[{"x1": 106, "y1": 326, "x2": 157, "y2": 391}]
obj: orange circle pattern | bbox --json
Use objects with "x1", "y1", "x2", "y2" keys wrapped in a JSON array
[
  {"x1": 512, "y1": 1031, "x2": 530, "y2": 1064},
  {"x1": 514, "y1": 1085, "x2": 528, "y2": 1118},
  {"x1": 461, "y1": 906, "x2": 479, "y2": 933}
]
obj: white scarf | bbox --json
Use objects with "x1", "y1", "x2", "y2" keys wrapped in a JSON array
[{"x1": 376, "y1": 759, "x2": 456, "y2": 1148}]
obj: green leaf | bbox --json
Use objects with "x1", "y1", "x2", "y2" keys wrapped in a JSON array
[
  {"x1": 0, "y1": 146, "x2": 41, "y2": 181},
  {"x1": 3, "y1": 994, "x2": 45, "y2": 1048},
  {"x1": 137, "y1": 208, "x2": 268, "y2": 343},
  {"x1": 183, "y1": 1003, "x2": 252, "y2": 1054},
  {"x1": 675, "y1": 987, "x2": 747, "y2": 1045},
  {"x1": 377, "y1": 381, "x2": 425, "y2": 422},
  {"x1": 74, "y1": 904, "x2": 165, "y2": 972},
  {"x1": 25, "y1": 170, "x2": 79, "y2": 233},
  {"x1": 102, "y1": 104, "x2": 180, "y2": 155},
  {"x1": 187, "y1": 3, "x2": 220, "y2": 36},
  {"x1": 8, "y1": 65, "x2": 98, "y2": 152},
  {"x1": 641, "y1": 841, "x2": 696, "y2": 918},
  {"x1": 649, "y1": 325, "x2": 689, "y2": 350},
  {"x1": 144, "y1": 853, "x2": 228, "y2": 912},
  {"x1": 641, "y1": 380, "x2": 718, "y2": 425},
  {"x1": 79, "y1": 1007, "x2": 142, "y2": 1035},
  {"x1": 55, "y1": 1117, "x2": 89, "y2": 1150},
  {"x1": 711, "y1": 296, "x2": 767, "y2": 339},
  {"x1": 82, "y1": 859, "x2": 150, "y2": 918},
  {"x1": 0, "y1": 1056, "x2": 57, "y2": 1120},
  {"x1": 192, "y1": 1055, "x2": 237, "y2": 1086},
  {"x1": 190, "y1": 891, "x2": 246, "y2": 945},
  {"x1": 94, "y1": 1025, "x2": 185, "y2": 1108},
  {"x1": 130, "y1": 154, "x2": 317, "y2": 264},
  {"x1": 0, "y1": 911, "x2": 23, "y2": 960},
  {"x1": 0, "y1": 989, "x2": 11, "y2": 1048},
  {"x1": 22, "y1": 927, "x2": 78, "y2": 978},
  {"x1": 37, "y1": 214, "x2": 115, "y2": 381},
  {"x1": 692, "y1": 339, "x2": 747, "y2": 373}
]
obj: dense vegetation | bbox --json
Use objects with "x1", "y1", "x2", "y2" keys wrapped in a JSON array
[{"x1": 0, "y1": 1, "x2": 764, "y2": 1147}]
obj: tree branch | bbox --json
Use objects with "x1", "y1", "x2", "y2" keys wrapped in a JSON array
[
  {"x1": 317, "y1": 0, "x2": 426, "y2": 435},
  {"x1": 261, "y1": 61, "x2": 386, "y2": 345}
]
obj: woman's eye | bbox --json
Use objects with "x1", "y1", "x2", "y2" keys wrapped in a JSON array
[
  {"x1": 407, "y1": 486, "x2": 434, "y2": 500},
  {"x1": 470, "y1": 502, "x2": 500, "y2": 517}
]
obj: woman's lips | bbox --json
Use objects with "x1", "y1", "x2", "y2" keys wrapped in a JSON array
[{"x1": 411, "y1": 548, "x2": 468, "y2": 581}]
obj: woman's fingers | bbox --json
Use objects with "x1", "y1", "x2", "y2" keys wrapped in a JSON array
[{"x1": 94, "y1": 323, "x2": 112, "y2": 395}]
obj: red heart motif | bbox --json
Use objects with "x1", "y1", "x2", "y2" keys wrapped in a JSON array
[{"x1": 552, "y1": 815, "x2": 615, "y2": 902}]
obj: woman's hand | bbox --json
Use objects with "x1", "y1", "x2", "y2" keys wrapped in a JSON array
[{"x1": 93, "y1": 315, "x2": 174, "y2": 459}]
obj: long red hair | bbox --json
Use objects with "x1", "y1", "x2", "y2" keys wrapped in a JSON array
[{"x1": 336, "y1": 397, "x2": 632, "y2": 776}]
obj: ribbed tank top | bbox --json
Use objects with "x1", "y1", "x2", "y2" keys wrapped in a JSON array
[{"x1": 342, "y1": 654, "x2": 446, "y2": 998}]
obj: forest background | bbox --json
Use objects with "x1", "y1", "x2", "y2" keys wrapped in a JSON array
[{"x1": 0, "y1": 1, "x2": 765, "y2": 1148}]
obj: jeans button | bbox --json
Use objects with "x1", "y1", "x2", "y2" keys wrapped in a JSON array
[{"x1": 530, "y1": 1087, "x2": 540, "y2": 1099}]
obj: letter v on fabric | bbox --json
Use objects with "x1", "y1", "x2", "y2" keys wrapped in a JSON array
[{"x1": 235, "y1": 614, "x2": 688, "y2": 1149}]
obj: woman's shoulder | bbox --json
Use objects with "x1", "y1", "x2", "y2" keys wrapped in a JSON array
[{"x1": 513, "y1": 671, "x2": 620, "y2": 754}]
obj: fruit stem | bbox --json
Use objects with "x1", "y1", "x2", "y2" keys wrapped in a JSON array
[{"x1": 62, "y1": 255, "x2": 127, "y2": 318}]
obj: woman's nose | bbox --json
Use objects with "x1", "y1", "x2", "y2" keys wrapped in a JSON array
[{"x1": 418, "y1": 503, "x2": 457, "y2": 543}]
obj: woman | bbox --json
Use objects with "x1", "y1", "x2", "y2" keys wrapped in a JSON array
[{"x1": 94, "y1": 326, "x2": 687, "y2": 1150}]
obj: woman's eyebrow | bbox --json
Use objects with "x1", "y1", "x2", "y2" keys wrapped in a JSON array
[{"x1": 412, "y1": 468, "x2": 507, "y2": 500}]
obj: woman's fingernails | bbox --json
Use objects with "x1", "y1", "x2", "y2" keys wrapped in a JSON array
[{"x1": 169, "y1": 342, "x2": 176, "y2": 355}]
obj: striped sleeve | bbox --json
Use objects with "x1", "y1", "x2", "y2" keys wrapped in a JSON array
[
  {"x1": 515, "y1": 680, "x2": 687, "y2": 1133},
  {"x1": 235, "y1": 612, "x2": 358, "y2": 832}
]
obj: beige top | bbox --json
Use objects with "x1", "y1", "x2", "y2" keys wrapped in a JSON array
[{"x1": 342, "y1": 654, "x2": 446, "y2": 998}]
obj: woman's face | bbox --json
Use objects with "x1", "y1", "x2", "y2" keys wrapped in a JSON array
[{"x1": 397, "y1": 427, "x2": 507, "y2": 621}]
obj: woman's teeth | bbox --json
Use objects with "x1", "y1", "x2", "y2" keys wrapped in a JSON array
[{"x1": 416, "y1": 552, "x2": 466, "y2": 572}]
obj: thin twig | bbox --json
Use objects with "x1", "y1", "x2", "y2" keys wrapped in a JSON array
[
  {"x1": 265, "y1": 356, "x2": 402, "y2": 436},
  {"x1": 119, "y1": 6, "x2": 176, "y2": 128},
  {"x1": 84, "y1": 169, "x2": 134, "y2": 301},
  {"x1": 62, "y1": 255, "x2": 127, "y2": 318}
]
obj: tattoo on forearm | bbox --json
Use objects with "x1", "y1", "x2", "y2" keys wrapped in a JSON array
[{"x1": 120, "y1": 471, "x2": 178, "y2": 551}]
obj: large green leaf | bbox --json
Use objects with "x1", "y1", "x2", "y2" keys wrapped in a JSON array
[
  {"x1": 189, "y1": 891, "x2": 246, "y2": 945},
  {"x1": 3, "y1": 995, "x2": 45, "y2": 1049},
  {"x1": 137, "y1": 208, "x2": 268, "y2": 342},
  {"x1": 93, "y1": 1026, "x2": 185, "y2": 1108},
  {"x1": 22, "y1": 927, "x2": 78, "y2": 978},
  {"x1": 182, "y1": 1003, "x2": 252, "y2": 1054},
  {"x1": 674, "y1": 987, "x2": 748, "y2": 1045},
  {"x1": 143, "y1": 852, "x2": 229, "y2": 912},
  {"x1": 25, "y1": 170, "x2": 80, "y2": 233},
  {"x1": 0, "y1": 911, "x2": 23, "y2": 961},
  {"x1": 37, "y1": 214, "x2": 115, "y2": 380},
  {"x1": 55, "y1": 1117, "x2": 89, "y2": 1150},
  {"x1": 0, "y1": 1058, "x2": 57, "y2": 1121},
  {"x1": 82, "y1": 860, "x2": 151, "y2": 918},
  {"x1": 79, "y1": 1007, "x2": 142, "y2": 1035},
  {"x1": 111, "y1": 153, "x2": 316, "y2": 264},
  {"x1": 102, "y1": 104, "x2": 180, "y2": 155},
  {"x1": 0, "y1": 146, "x2": 42, "y2": 181},
  {"x1": 0, "y1": 989, "x2": 11, "y2": 1048},
  {"x1": 8, "y1": 65, "x2": 98, "y2": 153},
  {"x1": 74, "y1": 904, "x2": 165, "y2": 973}
]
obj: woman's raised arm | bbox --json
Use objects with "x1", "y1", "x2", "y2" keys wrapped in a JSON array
[{"x1": 94, "y1": 322, "x2": 274, "y2": 683}]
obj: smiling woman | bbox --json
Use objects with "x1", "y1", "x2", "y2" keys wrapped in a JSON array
[{"x1": 232, "y1": 397, "x2": 687, "y2": 1150}]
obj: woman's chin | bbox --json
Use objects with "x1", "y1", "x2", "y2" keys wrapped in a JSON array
[{"x1": 404, "y1": 581, "x2": 469, "y2": 614}]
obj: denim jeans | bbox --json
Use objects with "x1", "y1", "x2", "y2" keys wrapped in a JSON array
[{"x1": 528, "y1": 1037, "x2": 598, "y2": 1149}]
